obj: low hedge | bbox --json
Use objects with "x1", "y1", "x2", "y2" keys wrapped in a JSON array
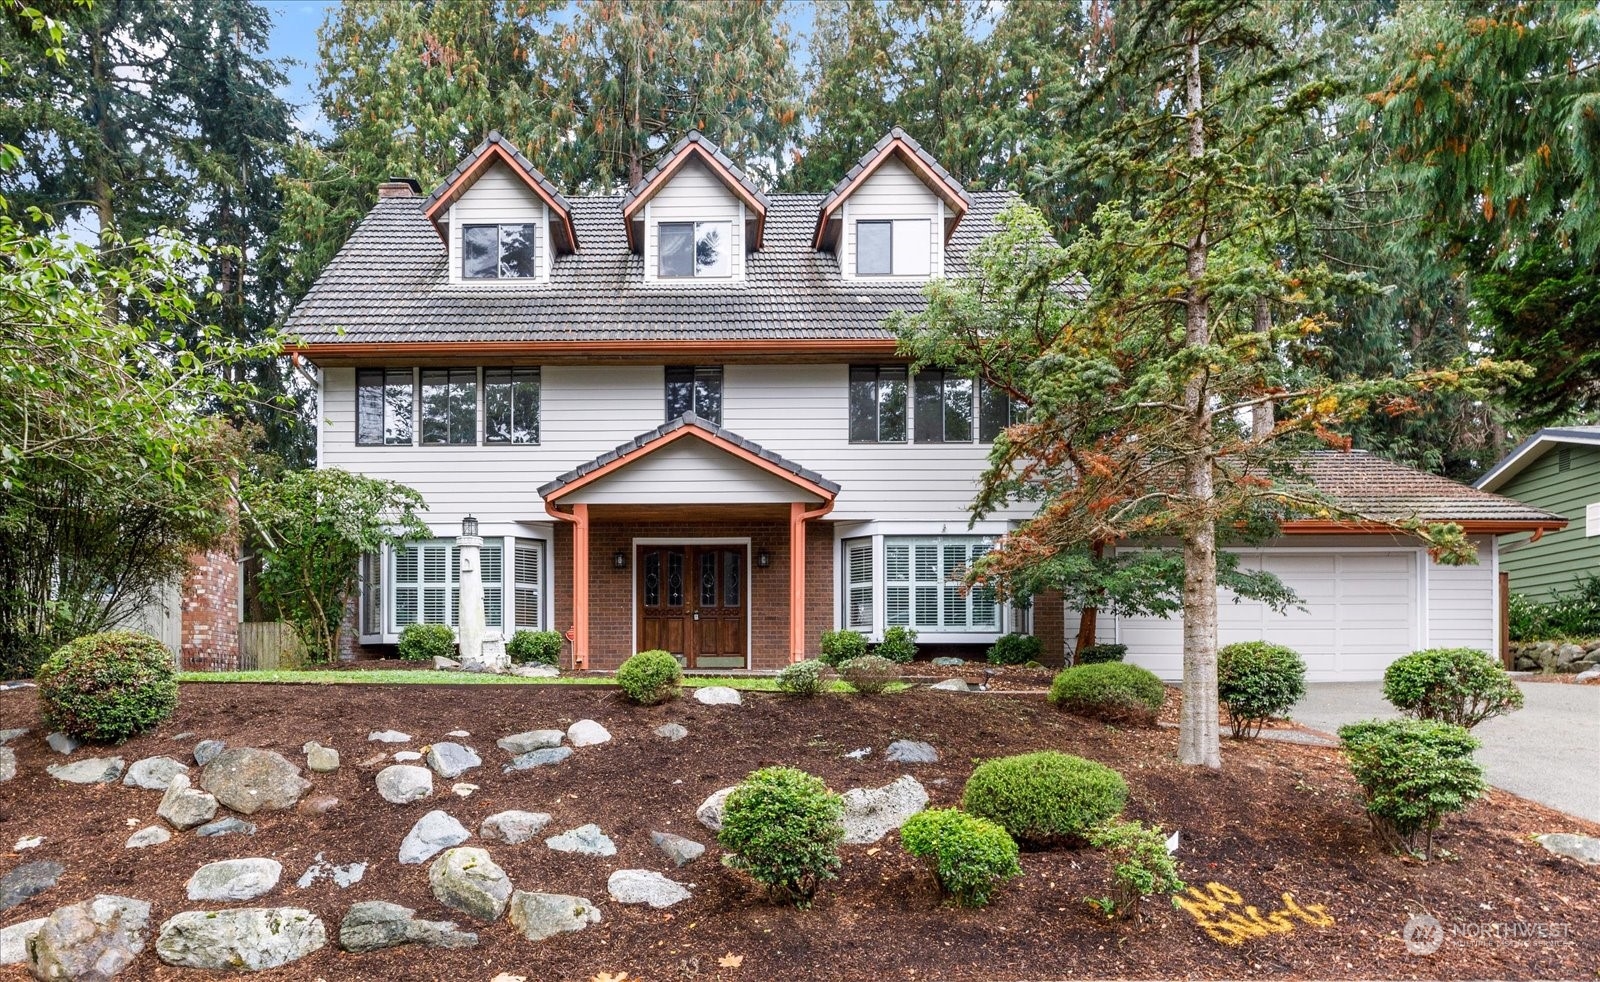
[
  {"x1": 1048, "y1": 662, "x2": 1166, "y2": 725},
  {"x1": 1382, "y1": 647, "x2": 1523, "y2": 729},
  {"x1": 900, "y1": 808, "x2": 1022, "y2": 907},
  {"x1": 987, "y1": 633, "x2": 1043, "y2": 666},
  {"x1": 1217, "y1": 641, "x2": 1307, "y2": 738},
  {"x1": 508, "y1": 629, "x2": 563, "y2": 666},
  {"x1": 962, "y1": 750, "x2": 1127, "y2": 846},
  {"x1": 36, "y1": 631, "x2": 178, "y2": 742},
  {"x1": 398, "y1": 623, "x2": 455, "y2": 662}
]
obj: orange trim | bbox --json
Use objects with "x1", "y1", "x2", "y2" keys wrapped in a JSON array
[
  {"x1": 286, "y1": 339, "x2": 900, "y2": 362},
  {"x1": 813, "y1": 137, "x2": 970, "y2": 250},
  {"x1": 1279, "y1": 518, "x2": 1567, "y2": 535},
  {"x1": 545, "y1": 502, "x2": 589, "y2": 670},
  {"x1": 789, "y1": 499, "x2": 834, "y2": 663},
  {"x1": 423, "y1": 142, "x2": 577, "y2": 252},
  {"x1": 543, "y1": 423, "x2": 836, "y2": 506},
  {"x1": 622, "y1": 143, "x2": 768, "y2": 250}
]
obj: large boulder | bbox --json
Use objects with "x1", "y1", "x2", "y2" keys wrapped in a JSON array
[
  {"x1": 495, "y1": 730, "x2": 565, "y2": 754},
  {"x1": 337, "y1": 901, "x2": 477, "y2": 953},
  {"x1": 375, "y1": 765, "x2": 433, "y2": 805},
  {"x1": 46, "y1": 758, "x2": 124, "y2": 784},
  {"x1": 480, "y1": 810, "x2": 552, "y2": 845},
  {"x1": 303, "y1": 743, "x2": 340, "y2": 774},
  {"x1": 398, "y1": 810, "x2": 470, "y2": 865},
  {"x1": 199, "y1": 748, "x2": 311, "y2": 814},
  {"x1": 192, "y1": 740, "x2": 225, "y2": 767},
  {"x1": 428, "y1": 848, "x2": 512, "y2": 922},
  {"x1": 157, "y1": 774, "x2": 218, "y2": 831},
  {"x1": 841, "y1": 775, "x2": 929, "y2": 845},
  {"x1": 0, "y1": 917, "x2": 44, "y2": 966},
  {"x1": 1536, "y1": 832, "x2": 1600, "y2": 866},
  {"x1": 693, "y1": 686, "x2": 742, "y2": 706},
  {"x1": 0, "y1": 861, "x2": 64, "y2": 912},
  {"x1": 124, "y1": 826, "x2": 171, "y2": 850},
  {"x1": 24, "y1": 895, "x2": 150, "y2": 981},
  {"x1": 650, "y1": 830, "x2": 705, "y2": 867},
  {"x1": 566, "y1": 720, "x2": 611, "y2": 747},
  {"x1": 424, "y1": 743, "x2": 481, "y2": 780},
  {"x1": 507, "y1": 892, "x2": 601, "y2": 943},
  {"x1": 0, "y1": 747, "x2": 14, "y2": 783},
  {"x1": 123, "y1": 756, "x2": 189, "y2": 791},
  {"x1": 653, "y1": 723, "x2": 688, "y2": 742},
  {"x1": 186, "y1": 858, "x2": 282, "y2": 902},
  {"x1": 606, "y1": 869, "x2": 692, "y2": 909},
  {"x1": 695, "y1": 787, "x2": 736, "y2": 832},
  {"x1": 885, "y1": 740, "x2": 938, "y2": 764},
  {"x1": 155, "y1": 908, "x2": 325, "y2": 972}
]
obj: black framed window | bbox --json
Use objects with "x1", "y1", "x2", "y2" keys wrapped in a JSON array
[
  {"x1": 855, "y1": 219, "x2": 931, "y2": 276},
  {"x1": 914, "y1": 371, "x2": 973, "y2": 443},
  {"x1": 659, "y1": 221, "x2": 732, "y2": 278},
  {"x1": 484, "y1": 368, "x2": 540, "y2": 444},
  {"x1": 857, "y1": 221, "x2": 893, "y2": 276},
  {"x1": 420, "y1": 369, "x2": 478, "y2": 445},
  {"x1": 848, "y1": 366, "x2": 908, "y2": 443},
  {"x1": 356, "y1": 368, "x2": 414, "y2": 446},
  {"x1": 979, "y1": 381, "x2": 1015, "y2": 443},
  {"x1": 665, "y1": 366, "x2": 722, "y2": 424},
  {"x1": 463, "y1": 223, "x2": 536, "y2": 279}
]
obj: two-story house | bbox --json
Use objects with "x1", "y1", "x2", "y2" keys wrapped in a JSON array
[{"x1": 285, "y1": 129, "x2": 1564, "y2": 679}]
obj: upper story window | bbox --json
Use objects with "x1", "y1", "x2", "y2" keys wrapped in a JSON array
[
  {"x1": 849, "y1": 366, "x2": 1014, "y2": 445},
  {"x1": 856, "y1": 219, "x2": 931, "y2": 277},
  {"x1": 666, "y1": 366, "x2": 722, "y2": 424},
  {"x1": 848, "y1": 366, "x2": 907, "y2": 443},
  {"x1": 420, "y1": 369, "x2": 478, "y2": 446},
  {"x1": 357, "y1": 367, "x2": 544, "y2": 447},
  {"x1": 463, "y1": 223, "x2": 536, "y2": 279},
  {"x1": 659, "y1": 221, "x2": 732, "y2": 279},
  {"x1": 484, "y1": 368, "x2": 540, "y2": 444},
  {"x1": 356, "y1": 369, "x2": 414, "y2": 446},
  {"x1": 914, "y1": 370, "x2": 973, "y2": 443}
]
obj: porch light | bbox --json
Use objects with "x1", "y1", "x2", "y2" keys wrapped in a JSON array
[
  {"x1": 756, "y1": 549, "x2": 771, "y2": 568},
  {"x1": 461, "y1": 515, "x2": 479, "y2": 537},
  {"x1": 613, "y1": 549, "x2": 627, "y2": 570}
]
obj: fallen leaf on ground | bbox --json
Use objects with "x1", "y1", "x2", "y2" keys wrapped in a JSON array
[
  {"x1": 591, "y1": 973, "x2": 629, "y2": 982},
  {"x1": 719, "y1": 953, "x2": 745, "y2": 968},
  {"x1": 489, "y1": 975, "x2": 526, "y2": 982}
]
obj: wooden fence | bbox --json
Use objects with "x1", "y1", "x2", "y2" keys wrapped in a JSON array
[{"x1": 237, "y1": 621, "x2": 307, "y2": 671}]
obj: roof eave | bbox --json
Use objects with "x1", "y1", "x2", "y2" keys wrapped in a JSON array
[
  {"x1": 1279, "y1": 518, "x2": 1569, "y2": 536},
  {"x1": 621, "y1": 140, "x2": 770, "y2": 251},
  {"x1": 422, "y1": 139, "x2": 580, "y2": 254},
  {"x1": 1475, "y1": 427, "x2": 1600, "y2": 491}
]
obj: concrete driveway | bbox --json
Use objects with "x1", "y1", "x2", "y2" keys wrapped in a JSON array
[{"x1": 1292, "y1": 681, "x2": 1600, "y2": 823}]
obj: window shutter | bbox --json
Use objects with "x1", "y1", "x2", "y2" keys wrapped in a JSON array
[
  {"x1": 515, "y1": 540, "x2": 542, "y2": 629},
  {"x1": 845, "y1": 540, "x2": 874, "y2": 630},
  {"x1": 482, "y1": 541, "x2": 503, "y2": 629}
]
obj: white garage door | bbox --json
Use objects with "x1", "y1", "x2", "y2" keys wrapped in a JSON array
[{"x1": 1115, "y1": 550, "x2": 1419, "y2": 682}]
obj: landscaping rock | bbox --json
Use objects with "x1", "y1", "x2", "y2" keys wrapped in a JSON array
[
  {"x1": 931, "y1": 656, "x2": 966, "y2": 667},
  {"x1": 425, "y1": 742, "x2": 482, "y2": 779},
  {"x1": 186, "y1": 858, "x2": 283, "y2": 902},
  {"x1": 429, "y1": 847, "x2": 512, "y2": 922},
  {"x1": 650, "y1": 830, "x2": 706, "y2": 867},
  {"x1": 376, "y1": 764, "x2": 434, "y2": 804},
  {"x1": 25, "y1": 894, "x2": 149, "y2": 980},
  {"x1": 192, "y1": 739, "x2": 225, "y2": 767},
  {"x1": 338, "y1": 901, "x2": 477, "y2": 953},
  {"x1": 544, "y1": 824, "x2": 616, "y2": 857},
  {"x1": 480, "y1": 810, "x2": 552, "y2": 844},
  {"x1": 507, "y1": 891, "x2": 601, "y2": 943},
  {"x1": 0, "y1": 747, "x2": 14, "y2": 783},
  {"x1": 511, "y1": 664, "x2": 559, "y2": 678},
  {"x1": 200, "y1": 748, "x2": 311, "y2": 814},
  {"x1": 157, "y1": 774, "x2": 219, "y2": 830},
  {"x1": 0, "y1": 917, "x2": 44, "y2": 966},
  {"x1": 304, "y1": 743, "x2": 341, "y2": 773},
  {"x1": 156, "y1": 908, "x2": 325, "y2": 972},
  {"x1": 392, "y1": 750, "x2": 422, "y2": 762},
  {"x1": 398, "y1": 810, "x2": 470, "y2": 865},
  {"x1": 0, "y1": 728, "x2": 26, "y2": 744},
  {"x1": 452, "y1": 783, "x2": 478, "y2": 797},
  {"x1": 607, "y1": 869, "x2": 692, "y2": 908},
  {"x1": 842, "y1": 775, "x2": 929, "y2": 845},
  {"x1": 696, "y1": 787, "x2": 736, "y2": 832},
  {"x1": 503, "y1": 747, "x2": 573, "y2": 773},
  {"x1": 0, "y1": 861, "x2": 64, "y2": 912},
  {"x1": 433, "y1": 656, "x2": 461, "y2": 670},
  {"x1": 298, "y1": 795, "x2": 340, "y2": 816},
  {"x1": 844, "y1": 747, "x2": 871, "y2": 760},
  {"x1": 566, "y1": 719, "x2": 611, "y2": 747},
  {"x1": 1536, "y1": 832, "x2": 1600, "y2": 866},
  {"x1": 13, "y1": 836, "x2": 41, "y2": 852},
  {"x1": 47, "y1": 757, "x2": 124, "y2": 784},
  {"x1": 496, "y1": 730, "x2": 565, "y2": 754},
  {"x1": 446, "y1": 730, "x2": 471, "y2": 737},
  {"x1": 369, "y1": 730, "x2": 411, "y2": 743},
  {"x1": 196, "y1": 817, "x2": 256, "y2": 837},
  {"x1": 296, "y1": 853, "x2": 366, "y2": 889},
  {"x1": 45, "y1": 732, "x2": 80, "y2": 755},
  {"x1": 1576, "y1": 665, "x2": 1600, "y2": 684},
  {"x1": 885, "y1": 740, "x2": 939, "y2": 764},
  {"x1": 125, "y1": 826, "x2": 171, "y2": 849},
  {"x1": 123, "y1": 756, "x2": 189, "y2": 791},
  {"x1": 929, "y1": 678, "x2": 970, "y2": 692},
  {"x1": 693, "y1": 685, "x2": 742, "y2": 706},
  {"x1": 653, "y1": 723, "x2": 688, "y2": 742}
]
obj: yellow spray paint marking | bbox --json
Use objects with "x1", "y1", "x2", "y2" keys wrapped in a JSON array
[{"x1": 1175, "y1": 882, "x2": 1336, "y2": 946}]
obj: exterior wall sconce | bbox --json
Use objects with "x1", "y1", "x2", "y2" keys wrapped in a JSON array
[
  {"x1": 613, "y1": 549, "x2": 628, "y2": 570},
  {"x1": 461, "y1": 514, "x2": 479, "y2": 537},
  {"x1": 756, "y1": 549, "x2": 771, "y2": 568}
]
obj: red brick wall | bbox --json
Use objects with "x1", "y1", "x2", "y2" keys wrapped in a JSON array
[
  {"x1": 554, "y1": 520, "x2": 836, "y2": 671},
  {"x1": 180, "y1": 549, "x2": 239, "y2": 670},
  {"x1": 1033, "y1": 587, "x2": 1066, "y2": 667}
]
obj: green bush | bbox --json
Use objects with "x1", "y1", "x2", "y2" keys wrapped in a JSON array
[
  {"x1": 398, "y1": 623, "x2": 455, "y2": 662},
  {"x1": 1086, "y1": 820, "x2": 1185, "y2": 920},
  {"x1": 1507, "y1": 574, "x2": 1600, "y2": 641},
  {"x1": 36, "y1": 631, "x2": 178, "y2": 742},
  {"x1": 875, "y1": 625, "x2": 918, "y2": 664},
  {"x1": 777, "y1": 659, "x2": 829, "y2": 696},
  {"x1": 1217, "y1": 641, "x2": 1307, "y2": 738},
  {"x1": 1048, "y1": 662, "x2": 1166, "y2": 725},
  {"x1": 507, "y1": 629, "x2": 563, "y2": 666},
  {"x1": 1077, "y1": 643, "x2": 1127, "y2": 664},
  {"x1": 1382, "y1": 647, "x2": 1524, "y2": 729},
  {"x1": 900, "y1": 808, "x2": 1022, "y2": 907},
  {"x1": 1338, "y1": 718, "x2": 1486, "y2": 861},
  {"x1": 616, "y1": 649, "x2": 682, "y2": 705},
  {"x1": 818, "y1": 629, "x2": 868, "y2": 667},
  {"x1": 962, "y1": 750, "x2": 1128, "y2": 846},
  {"x1": 987, "y1": 633, "x2": 1044, "y2": 666},
  {"x1": 838, "y1": 654, "x2": 899, "y2": 695},
  {"x1": 718, "y1": 766, "x2": 845, "y2": 906}
]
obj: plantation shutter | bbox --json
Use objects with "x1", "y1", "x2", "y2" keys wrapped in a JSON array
[
  {"x1": 882, "y1": 537, "x2": 999, "y2": 632},
  {"x1": 885, "y1": 543, "x2": 912, "y2": 627},
  {"x1": 425, "y1": 545, "x2": 451, "y2": 626},
  {"x1": 969, "y1": 543, "x2": 997, "y2": 628},
  {"x1": 392, "y1": 546, "x2": 420, "y2": 628},
  {"x1": 360, "y1": 552, "x2": 382, "y2": 636},
  {"x1": 482, "y1": 540, "x2": 503, "y2": 629},
  {"x1": 514, "y1": 540, "x2": 542, "y2": 630},
  {"x1": 844, "y1": 540, "x2": 874, "y2": 630}
]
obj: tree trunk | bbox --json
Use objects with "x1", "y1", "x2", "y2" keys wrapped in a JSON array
[{"x1": 1252, "y1": 297, "x2": 1275, "y2": 439}]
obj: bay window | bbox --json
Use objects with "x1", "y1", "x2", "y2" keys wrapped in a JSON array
[{"x1": 883, "y1": 537, "x2": 997, "y2": 632}]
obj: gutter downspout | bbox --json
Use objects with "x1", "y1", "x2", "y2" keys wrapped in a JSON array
[
  {"x1": 544, "y1": 501, "x2": 590, "y2": 670},
  {"x1": 789, "y1": 498, "x2": 836, "y2": 663}
]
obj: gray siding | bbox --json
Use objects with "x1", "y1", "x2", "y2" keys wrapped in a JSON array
[
  {"x1": 642, "y1": 159, "x2": 745, "y2": 282},
  {"x1": 842, "y1": 156, "x2": 943, "y2": 279},
  {"x1": 447, "y1": 162, "x2": 550, "y2": 284},
  {"x1": 1496, "y1": 445, "x2": 1600, "y2": 601}
]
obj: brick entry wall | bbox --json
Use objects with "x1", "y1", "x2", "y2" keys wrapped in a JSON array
[
  {"x1": 180, "y1": 549, "x2": 240, "y2": 669},
  {"x1": 554, "y1": 520, "x2": 834, "y2": 671}
]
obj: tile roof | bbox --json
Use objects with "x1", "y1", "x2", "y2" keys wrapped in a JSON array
[
  {"x1": 537, "y1": 413, "x2": 842, "y2": 500},
  {"x1": 814, "y1": 127, "x2": 973, "y2": 248},
  {"x1": 1289, "y1": 450, "x2": 1564, "y2": 525},
  {"x1": 419, "y1": 132, "x2": 577, "y2": 252}
]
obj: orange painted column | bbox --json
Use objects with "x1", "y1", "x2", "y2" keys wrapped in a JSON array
[
  {"x1": 788, "y1": 499, "x2": 835, "y2": 663},
  {"x1": 571, "y1": 503, "x2": 590, "y2": 670}
]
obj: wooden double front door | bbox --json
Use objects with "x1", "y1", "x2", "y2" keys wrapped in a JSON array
[{"x1": 636, "y1": 544, "x2": 748, "y2": 669}]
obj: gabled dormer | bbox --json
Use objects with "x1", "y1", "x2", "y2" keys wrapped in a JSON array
[
  {"x1": 423, "y1": 132, "x2": 578, "y2": 286},
  {"x1": 814, "y1": 128, "x2": 972, "y2": 281},
  {"x1": 621, "y1": 132, "x2": 769, "y2": 284}
]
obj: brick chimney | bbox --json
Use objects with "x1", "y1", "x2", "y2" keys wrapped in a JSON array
[{"x1": 378, "y1": 177, "x2": 421, "y2": 198}]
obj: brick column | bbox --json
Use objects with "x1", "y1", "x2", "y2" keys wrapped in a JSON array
[
  {"x1": 1033, "y1": 588, "x2": 1066, "y2": 667},
  {"x1": 180, "y1": 549, "x2": 239, "y2": 670}
]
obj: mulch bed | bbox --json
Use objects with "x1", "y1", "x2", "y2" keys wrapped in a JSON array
[
  {"x1": 1, "y1": 683, "x2": 1596, "y2": 981},
  {"x1": 1515, "y1": 672, "x2": 1600, "y2": 685}
]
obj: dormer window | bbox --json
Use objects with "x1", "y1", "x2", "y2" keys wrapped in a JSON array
[
  {"x1": 463, "y1": 223, "x2": 536, "y2": 279},
  {"x1": 659, "y1": 221, "x2": 732, "y2": 279},
  {"x1": 856, "y1": 220, "x2": 931, "y2": 277}
]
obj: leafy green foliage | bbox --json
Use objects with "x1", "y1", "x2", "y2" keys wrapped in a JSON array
[
  {"x1": 962, "y1": 751, "x2": 1127, "y2": 846},
  {"x1": 616, "y1": 649, "x2": 682, "y2": 705},
  {"x1": 875, "y1": 626, "x2": 918, "y2": 664},
  {"x1": 777, "y1": 659, "x2": 829, "y2": 697},
  {"x1": 899, "y1": 808, "x2": 1022, "y2": 908},
  {"x1": 1077, "y1": 644, "x2": 1127, "y2": 665},
  {"x1": 507, "y1": 629, "x2": 563, "y2": 666},
  {"x1": 818, "y1": 629, "x2": 869, "y2": 667},
  {"x1": 1382, "y1": 648, "x2": 1524, "y2": 729},
  {"x1": 1508, "y1": 575, "x2": 1600, "y2": 642},
  {"x1": 986, "y1": 633, "x2": 1043, "y2": 666},
  {"x1": 838, "y1": 655, "x2": 899, "y2": 696},
  {"x1": 36, "y1": 630, "x2": 178, "y2": 742},
  {"x1": 1217, "y1": 642, "x2": 1308, "y2": 738},
  {"x1": 1086, "y1": 820, "x2": 1185, "y2": 920},
  {"x1": 719, "y1": 766, "x2": 845, "y2": 906},
  {"x1": 1048, "y1": 663, "x2": 1167, "y2": 725},
  {"x1": 1338, "y1": 718, "x2": 1486, "y2": 860},
  {"x1": 397, "y1": 624, "x2": 455, "y2": 663}
]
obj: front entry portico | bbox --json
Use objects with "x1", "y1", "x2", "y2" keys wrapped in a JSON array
[{"x1": 637, "y1": 542, "x2": 748, "y2": 669}]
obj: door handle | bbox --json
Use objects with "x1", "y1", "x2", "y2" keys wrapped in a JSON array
[{"x1": 691, "y1": 611, "x2": 700, "y2": 621}]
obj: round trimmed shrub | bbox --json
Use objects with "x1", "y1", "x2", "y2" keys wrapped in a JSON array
[
  {"x1": 818, "y1": 629, "x2": 869, "y2": 667},
  {"x1": 777, "y1": 659, "x2": 829, "y2": 696},
  {"x1": 1382, "y1": 647, "x2": 1524, "y2": 729},
  {"x1": 875, "y1": 625, "x2": 918, "y2": 664},
  {"x1": 1217, "y1": 641, "x2": 1307, "y2": 738},
  {"x1": 1338, "y1": 718, "x2": 1486, "y2": 860},
  {"x1": 507, "y1": 629, "x2": 563, "y2": 666},
  {"x1": 962, "y1": 750, "x2": 1128, "y2": 846},
  {"x1": 838, "y1": 654, "x2": 898, "y2": 695},
  {"x1": 1077, "y1": 643, "x2": 1127, "y2": 664},
  {"x1": 398, "y1": 623, "x2": 455, "y2": 662},
  {"x1": 987, "y1": 632, "x2": 1043, "y2": 666},
  {"x1": 616, "y1": 649, "x2": 682, "y2": 705},
  {"x1": 900, "y1": 808, "x2": 1022, "y2": 907},
  {"x1": 36, "y1": 630, "x2": 178, "y2": 743},
  {"x1": 718, "y1": 766, "x2": 844, "y2": 906},
  {"x1": 1048, "y1": 662, "x2": 1166, "y2": 725}
]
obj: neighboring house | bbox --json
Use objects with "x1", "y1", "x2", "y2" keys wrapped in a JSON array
[
  {"x1": 283, "y1": 129, "x2": 1564, "y2": 680},
  {"x1": 1474, "y1": 425, "x2": 1600, "y2": 602}
]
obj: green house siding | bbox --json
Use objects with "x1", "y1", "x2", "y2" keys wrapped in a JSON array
[{"x1": 1496, "y1": 445, "x2": 1600, "y2": 602}]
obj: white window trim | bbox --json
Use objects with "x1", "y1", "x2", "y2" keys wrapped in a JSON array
[
  {"x1": 1586, "y1": 502, "x2": 1599, "y2": 536},
  {"x1": 834, "y1": 533, "x2": 1005, "y2": 641},
  {"x1": 848, "y1": 216, "x2": 935, "y2": 280}
]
